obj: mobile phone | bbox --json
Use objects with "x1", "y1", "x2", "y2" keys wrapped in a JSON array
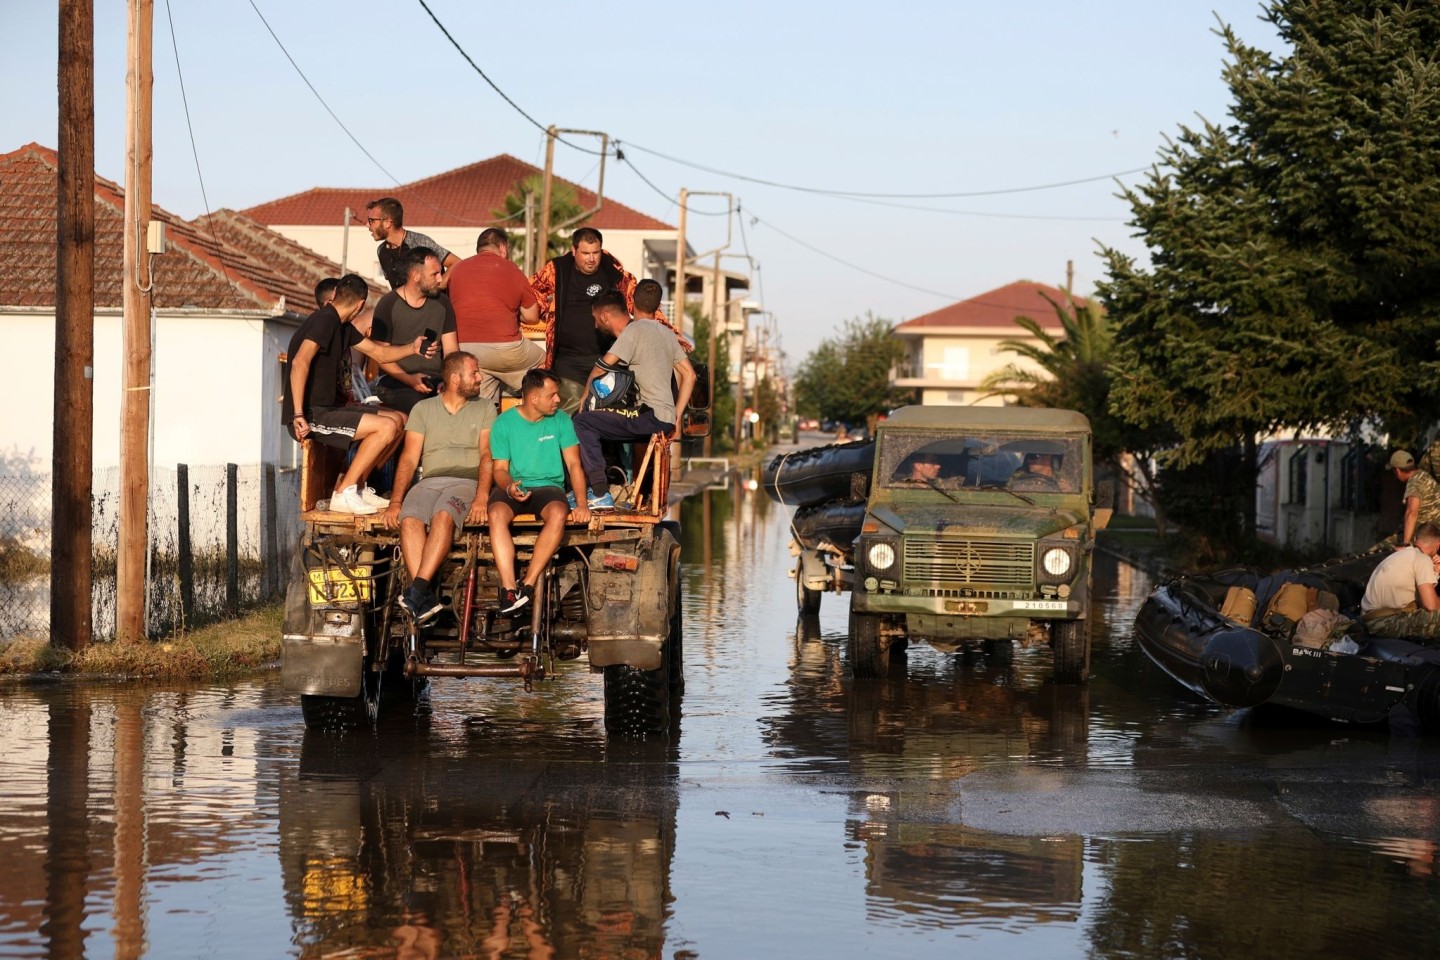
[{"x1": 420, "y1": 328, "x2": 437, "y2": 352}]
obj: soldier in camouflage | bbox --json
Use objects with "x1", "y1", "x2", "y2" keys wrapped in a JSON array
[
  {"x1": 1391, "y1": 449, "x2": 1440, "y2": 549},
  {"x1": 1362, "y1": 522, "x2": 1440, "y2": 640}
]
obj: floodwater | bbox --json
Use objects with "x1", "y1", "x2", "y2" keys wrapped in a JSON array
[{"x1": 3, "y1": 470, "x2": 1440, "y2": 958}]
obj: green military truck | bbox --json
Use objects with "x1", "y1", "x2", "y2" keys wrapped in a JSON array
[{"x1": 787, "y1": 406, "x2": 1110, "y2": 682}]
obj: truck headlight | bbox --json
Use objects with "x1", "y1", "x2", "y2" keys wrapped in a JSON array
[
  {"x1": 1041, "y1": 546, "x2": 1072, "y2": 577},
  {"x1": 867, "y1": 542, "x2": 896, "y2": 571}
]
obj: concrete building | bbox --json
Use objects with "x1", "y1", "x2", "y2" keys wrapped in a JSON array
[{"x1": 891, "y1": 281, "x2": 1076, "y2": 406}]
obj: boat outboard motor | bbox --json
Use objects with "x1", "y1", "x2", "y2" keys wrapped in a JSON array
[{"x1": 1199, "y1": 626, "x2": 1285, "y2": 708}]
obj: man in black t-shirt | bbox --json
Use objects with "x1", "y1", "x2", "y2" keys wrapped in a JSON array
[
  {"x1": 369, "y1": 247, "x2": 458, "y2": 414},
  {"x1": 284, "y1": 274, "x2": 437, "y2": 515},
  {"x1": 366, "y1": 197, "x2": 458, "y2": 289}
]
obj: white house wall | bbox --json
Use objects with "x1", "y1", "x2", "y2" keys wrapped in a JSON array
[{"x1": 9, "y1": 309, "x2": 292, "y2": 475}]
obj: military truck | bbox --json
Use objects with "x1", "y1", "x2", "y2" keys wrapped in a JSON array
[
  {"x1": 281, "y1": 432, "x2": 685, "y2": 736},
  {"x1": 788, "y1": 406, "x2": 1110, "y2": 682}
]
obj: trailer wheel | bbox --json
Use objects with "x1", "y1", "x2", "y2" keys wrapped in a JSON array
[
  {"x1": 1053, "y1": 618, "x2": 1091, "y2": 684},
  {"x1": 796, "y1": 558, "x2": 822, "y2": 614},
  {"x1": 847, "y1": 602, "x2": 891, "y2": 679},
  {"x1": 603, "y1": 650, "x2": 670, "y2": 738}
]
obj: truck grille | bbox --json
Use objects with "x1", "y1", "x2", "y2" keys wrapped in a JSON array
[{"x1": 903, "y1": 539, "x2": 1034, "y2": 586}]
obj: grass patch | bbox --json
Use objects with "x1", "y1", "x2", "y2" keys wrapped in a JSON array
[
  {"x1": 0, "y1": 536, "x2": 50, "y2": 580},
  {"x1": 0, "y1": 603, "x2": 282, "y2": 679}
]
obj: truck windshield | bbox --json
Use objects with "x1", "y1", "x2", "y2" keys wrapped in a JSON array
[{"x1": 879, "y1": 432, "x2": 1084, "y2": 494}]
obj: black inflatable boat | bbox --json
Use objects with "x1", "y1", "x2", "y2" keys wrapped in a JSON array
[
  {"x1": 790, "y1": 498, "x2": 866, "y2": 552},
  {"x1": 1132, "y1": 551, "x2": 1440, "y2": 732},
  {"x1": 763, "y1": 439, "x2": 875, "y2": 508}
]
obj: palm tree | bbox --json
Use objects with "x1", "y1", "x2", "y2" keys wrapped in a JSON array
[{"x1": 494, "y1": 174, "x2": 589, "y2": 266}]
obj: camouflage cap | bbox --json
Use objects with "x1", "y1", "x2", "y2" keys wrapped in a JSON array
[{"x1": 1390, "y1": 450, "x2": 1416, "y2": 470}]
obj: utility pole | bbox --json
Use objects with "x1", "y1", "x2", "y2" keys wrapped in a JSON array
[
  {"x1": 53, "y1": 0, "x2": 95, "y2": 653},
  {"x1": 538, "y1": 126, "x2": 556, "y2": 266},
  {"x1": 523, "y1": 192, "x2": 536, "y2": 276},
  {"x1": 117, "y1": 0, "x2": 153, "y2": 643},
  {"x1": 340, "y1": 206, "x2": 351, "y2": 273},
  {"x1": 1065, "y1": 259, "x2": 1074, "y2": 298}
]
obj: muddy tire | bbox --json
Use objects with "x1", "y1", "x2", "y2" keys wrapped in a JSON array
[
  {"x1": 848, "y1": 602, "x2": 891, "y2": 679},
  {"x1": 1053, "y1": 618, "x2": 1090, "y2": 684},
  {"x1": 796, "y1": 558, "x2": 822, "y2": 614},
  {"x1": 604, "y1": 653, "x2": 671, "y2": 738},
  {"x1": 667, "y1": 543, "x2": 684, "y2": 695}
]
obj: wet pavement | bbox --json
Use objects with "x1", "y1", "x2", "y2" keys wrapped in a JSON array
[{"x1": 3, "y1": 469, "x2": 1440, "y2": 958}]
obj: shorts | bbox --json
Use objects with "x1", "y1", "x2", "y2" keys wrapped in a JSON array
[
  {"x1": 293, "y1": 406, "x2": 366, "y2": 450},
  {"x1": 488, "y1": 484, "x2": 570, "y2": 516},
  {"x1": 399, "y1": 476, "x2": 478, "y2": 528}
]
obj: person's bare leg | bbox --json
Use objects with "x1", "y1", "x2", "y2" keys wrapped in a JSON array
[
  {"x1": 398, "y1": 516, "x2": 427, "y2": 579},
  {"x1": 522, "y1": 501, "x2": 568, "y2": 588},
  {"x1": 417, "y1": 512, "x2": 455, "y2": 582},
  {"x1": 488, "y1": 501, "x2": 518, "y2": 590},
  {"x1": 338, "y1": 413, "x2": 399, "y2": 491}
]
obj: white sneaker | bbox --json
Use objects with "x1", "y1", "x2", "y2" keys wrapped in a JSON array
[
  {"x1": 331, "y1": 484, "x2": 378, "y2": 516},
  {"x1": 360, "y1": 486, "x2": 390, "y2": 508}
]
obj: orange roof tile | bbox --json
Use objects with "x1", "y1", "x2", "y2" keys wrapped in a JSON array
[
  {"x1": 895, "y1": 281, "x2": 1086, "y2": 332},
  {"x1": 241, "y1": 154, "x2": 673, "y2": 232},
  {"x1": 1, "y1": 142, "x2": 345, "y2": 313}
]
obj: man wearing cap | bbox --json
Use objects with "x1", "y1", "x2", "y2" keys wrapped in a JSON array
[{"x1": 1390, "y1": 450, "x2": 1440, "y2": 549}]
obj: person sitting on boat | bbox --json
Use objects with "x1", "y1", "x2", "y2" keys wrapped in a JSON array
[
  {"x1": 380, "y1": 351, "x2": 495, "y2": 625},
  {"x1": 1361, "y1": 522, "x2": 1440, "y2": 639}
]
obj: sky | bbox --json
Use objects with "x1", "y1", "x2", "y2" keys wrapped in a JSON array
[{"x1": 2, "y1": 0, "x2": 1281, "y2": 367}]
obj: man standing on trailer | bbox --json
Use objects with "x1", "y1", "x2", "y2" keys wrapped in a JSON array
[{"x1": 381, "y1": 351, "x2": 494, "y2": 623}]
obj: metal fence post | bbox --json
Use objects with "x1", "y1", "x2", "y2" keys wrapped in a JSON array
[
  {"x1": 176, "y1": 463, "x2": 194, "y2": 628},
  {"x1": 225, "y1": 463, "x2": 238, "y2": 616},
  {"x1": 263, "y1": 463, "x2": 278, "y2": 600}
]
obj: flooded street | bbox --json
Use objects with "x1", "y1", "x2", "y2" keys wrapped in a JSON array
[{"x1": 4, "y1": 475, "x2": 1440, "y2": 958}]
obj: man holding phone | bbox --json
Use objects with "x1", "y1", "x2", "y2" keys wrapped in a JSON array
[{"x1": 370, "y1": 247, "x2": 457, "y2": 414}]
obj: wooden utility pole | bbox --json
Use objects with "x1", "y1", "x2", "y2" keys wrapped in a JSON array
[
  {"x1": 538, "y1": 126, "x2": 556, "y2": 267},
  {"x1": 53, "y1": 0, "x2": 96, "y2": 653},
  {"x1": 117, "y1": 0, "x2": 154, "y2": 643},
  {"x1": 523, "y1": 192, "x2": 536, "y2": 276}
]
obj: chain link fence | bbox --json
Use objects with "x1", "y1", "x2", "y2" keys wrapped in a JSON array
[{"x1": 0, "y1": 463, "x2": 300, "y2": 643}]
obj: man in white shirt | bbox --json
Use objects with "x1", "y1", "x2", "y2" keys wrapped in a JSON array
[{"x1": 1361, "y1": 522, "x2": 1440, "y2": 638}]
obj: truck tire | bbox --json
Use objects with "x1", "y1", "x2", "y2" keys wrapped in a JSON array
[
  {"x1": 668, "y1": 543, "x2": 685, "y2": 695},
  {"x1": 299, "y1": 693, "x2": 369, "y2": 729},
  {"x1": 604, "y1": 653, "x2": 671, "y2": 738},
  {"x1": 848, "y1": 603, "x2": 891, "y2": 679},
  {"x1": 1053, "y1": 618, "x2": 1090, "y2": 684},
  {"x1": 796, "y1": 558, "x2": 822, "y2": 614}
]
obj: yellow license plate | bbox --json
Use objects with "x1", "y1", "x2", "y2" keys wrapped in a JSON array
[{"x1": 307, "y1": 566, "x2": 371, "y2": 605}]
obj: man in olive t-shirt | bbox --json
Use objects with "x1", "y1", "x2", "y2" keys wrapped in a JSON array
[{"x1": 381, "y1": 351, "x2": 495, "y2": 623}]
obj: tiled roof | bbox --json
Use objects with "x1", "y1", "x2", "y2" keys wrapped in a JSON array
[
  {"x1": 191, "y1": 209, "x2": 384, "y2": 302},
  {"x1": 895, "y1": 281, "x2": 1086, "y2": 332},
  {"x1": 0, "y1": 142, "x2": 340, "y2": 313},
  {"x1": 241, "y1": 153, "x2": 674, "y2": 232}
]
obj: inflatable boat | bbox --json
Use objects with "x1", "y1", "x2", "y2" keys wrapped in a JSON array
[
  {"x1": 790, "y1": 498, "x2": 866, "y2": 552},
  {"x1": 1132, "y1": 551, "x2": 1440, "y2": 732},
  {"x1": 763, "y1": 439, "x2": 876, "y2": 508}
]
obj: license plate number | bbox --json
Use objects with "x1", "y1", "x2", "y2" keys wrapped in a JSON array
[
  {"x1": 1015, "y1": 599, "x2": 1068, "y2": 611},
  {"x1": 307, "y1": 566, "x2": 371, "y2": 605}
]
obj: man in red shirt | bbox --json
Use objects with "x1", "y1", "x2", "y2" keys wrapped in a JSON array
[{"x1": 448, "y1": 227, "x2": 545, "y2": 402}]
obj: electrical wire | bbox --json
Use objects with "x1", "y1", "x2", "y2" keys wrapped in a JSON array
[{"x1": 163, "y1": 0, "x2": 235, "y2": 285}]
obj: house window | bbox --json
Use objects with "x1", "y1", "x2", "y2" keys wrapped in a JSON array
[
  {"x1": 1338, "y1": 445, "x2": 1381, "y2": 512},
  {"x1": 927, "y1": 346, "x2": 968, "y2": 382},
  {"x1": 1287, "y1": 448, "x2": 1308, "y2": 505}
]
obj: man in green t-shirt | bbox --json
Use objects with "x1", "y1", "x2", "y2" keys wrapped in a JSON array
[
  {"x1": 381, "y1": 351, "x2": 495, "y2": 623},
  {"x1": 488, "y1": 368, "x2": 592, "y2": 614}
]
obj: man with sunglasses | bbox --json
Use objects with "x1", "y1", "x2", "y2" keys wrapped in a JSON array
[{"x1": 366, "y1": 196, "x2": 458, "y2": 289}]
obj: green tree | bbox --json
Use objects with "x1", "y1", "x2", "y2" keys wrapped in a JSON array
[
  {"x1": 494, "y1": 174, "x2": 588, "y2": 265},
  {"x1": 687, "y1": 303, "x2": 735, "y2": 453},
  {"x1": 1100, "y1": 1, "x2": 1440, "y2": 540},
  {"x1": 794, "y1": 314, "x2": 912, "y2": 432}
]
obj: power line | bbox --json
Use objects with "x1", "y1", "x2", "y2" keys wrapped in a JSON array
[
  {"x1": 746, "y1": 209, "x2": 963, "y2": 302},
  {"x1": 620, "y1": 139, "x2": 1146, "y2": 200},
  {"x1": 413, "y1": 0, "x2": 604, "y2": 157},
  {"x1": 164, "y1": 0, "x2": 234, "y2": 285},
  {"x1": 408, "y1": 2, "x2": 1145, "y2": 204}
]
